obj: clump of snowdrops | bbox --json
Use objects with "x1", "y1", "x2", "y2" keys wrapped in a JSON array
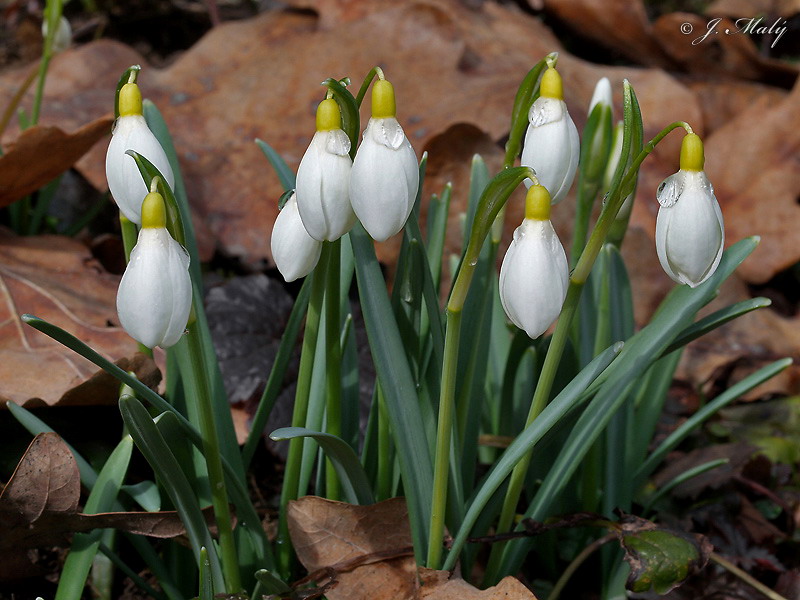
[{"x1": 11, "y1": 53, "x2": 789, "y2": 600}]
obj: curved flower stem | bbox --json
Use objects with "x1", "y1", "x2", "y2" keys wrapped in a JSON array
[
  {"x1": 31, "y1": 0, "x2": 64, "y2": 124},
  {"x1": 186, "y1": 320, "x2": 241, "y2": 593},
  {"x1": 484, "y1": 119, "x2": 692, "y2": 584},
  {"x1": 324, "y1": 239, "x2": 342, "y2": 500},
  {"x1": 276, "y1": 257, "x2": 327, "y2": 576},
  {"x1": 355, "y1": 67, "x2": 381, "y2": 108}
]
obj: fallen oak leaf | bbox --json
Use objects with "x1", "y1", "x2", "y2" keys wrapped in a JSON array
[
  {"x1": 288, "y1": 496, "x2": 538, "y2": 600},
  {"x1": 0, "y1": 433, "x2": 218, "y2": 553},
  {"x1": 0, "y1": 230, "x2": 161, "y2": 407},
  {"x1": 0, "y1": 116, "x2": 113, "y2": 207}
]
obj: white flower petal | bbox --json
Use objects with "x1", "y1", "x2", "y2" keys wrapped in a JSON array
[
  {"x1": 106, "y1": 115, "x2": 175, "y2": 224},
  {"x1": 350, "y1": 117, "x2": 419, "y2": 241},
  {"x1": 499, "y1": 219, "x2": 569, "y2": 339},
  {"x1": 116, "y1": 228, "x2": 191, "y2": 348},
  {"x1": 520, "y1": 97, "x2": 579, "y2": 203},
  {"x1": 589, "y1": 77, "x2": 612, "y2": 113},
  {"x1": 271, "y1": 193, "x2": 322, "y2": 282},
  {"x1": 655, "y1": 170, "x2": 724, "y2": 287},
  {"x1": 296, "y1": 130, "x2": 355, "y2": 241}
]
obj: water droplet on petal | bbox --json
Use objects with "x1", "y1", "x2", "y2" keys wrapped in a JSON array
[{"x1": 656, "y1": 173, "x2": 684, "y2": 208}]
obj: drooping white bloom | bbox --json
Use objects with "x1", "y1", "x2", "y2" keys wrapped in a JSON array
[
  {"x1": 116, "y1": 192, "x2": 191, "y2": 349},
  {"x1": 42, "y1": 16, "x2": 71, "y2": 53},
  {"x1": 499, "y1": 185, "x2": 569, "y2": 339},
  {"x1": 520, "y1": 66, "x2": 579, "y2": 203},
  {"x1": 106, "y1": 82, "x2": 174, "y2": 225},
  {"x1": 271, "y1": 192, "x2": 322, "y2": 282},
  {"x1": 350, "y1": 79, "x2": 419, "y2": 242},
  {"x1": 655, "y1": 133, "x2": 724, "y2": 288},
  {"x1": 296, "y1": 99, "x2": 356, "y2": 241}
]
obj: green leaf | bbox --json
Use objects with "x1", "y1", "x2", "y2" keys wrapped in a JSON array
[
  {"x1": 622, "y1": 529, "x2": 708, "y2": 594},
  {"x1": 271, "y1": 427, "x2": 375, "y2": 505},
  {"x1": 253, "y1": 569, "x2": 291, "y2": 596},
  {"x1": 255, "y1": 138, "x2": 296, "y2": 192},
  {"x1": 119, "y1": 396, "x2": 224, "y2": 589},
  {"x1": 635, "y1": 357, "x2": 792, "y2": 483},
  {"x1": 55, "y1": 438, "x2": 133, "y2": 600},
  {"x1": 350, "y1": 224, "x2": 434, "y2": 560},
  {"x1": 199, "y1": 547, "x2": 214, "y2": 600},
  {"x1": 443, "y1": 342, "x2": 623, "y2": 569},
  {"x1": 664, "y1": 297, "x2": 772, "y2": 355}
]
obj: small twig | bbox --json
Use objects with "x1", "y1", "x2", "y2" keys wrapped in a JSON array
[
  {"x1": 292, "y1": 546, "x2": 415, "y2": 588},
  {"x1": 546, "y1": 534, "x2": 616, "y2": 600},
  {"x1": 711, "y1": 552, "x2": 789, "y2": 600},
  {"x1": 734, "y1": 474, "x2": 794, "y2": 522}
]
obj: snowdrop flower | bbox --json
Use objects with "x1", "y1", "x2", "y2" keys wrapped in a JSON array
[
  {"x1": 350, "y1": 75, "x2": 419, "y2": 241},
  {"x1": 584, "y1": 77, "x2": 614, "y2": 184},
  {"x1": 271, "y1": 192, "x2": 322, "y2": 282},
  {"x1": 296, "y1": 97, "x2": 355, "y2": 241},
  {"x1": 499, "y1": 184, "x2": 569, "y2": 339},
  {"x1": 656, "y1": 133, "x2": 724, "y2": 287},
  {"x1": 106, "y1": 81, "x2": 174, "y2": 225},
  {"x1": 42, "y1": 16, "x2": 71, "y2": 53},
  {"x1": 520, "y1": 66, "x2": 579, "y2": 203},
  {"x1": 116, "y1": 191, "x2": 192, "y2": 349}
]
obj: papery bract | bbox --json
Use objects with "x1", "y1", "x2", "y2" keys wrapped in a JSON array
[
  {"x1": 520, "y1": 67, "x2": 579, "y2": 203},
  {"x1": 116, "y1": 193, "x2": 191, "y2": 349},
  {"x1": 499, "y1": 186, "x2": 569, "y2": 339},
  {"x1": 271, "y1": 192, "x2": 322, "y2": 282},
  {"x1": 296, "y1": 99, "x2": 356, "y2": 241},
  {"x1": 350, "y1": 79, "x2": 419, "y2": 242},
  {"x1": 655, "y1": 133, "x2": 724, "y2": 288},
  {"x1": 106, "y1": 82, "x2": 174, "y2": 225}
]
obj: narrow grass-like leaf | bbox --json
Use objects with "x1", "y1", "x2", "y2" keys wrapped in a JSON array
[
  {"x1": 199, "y1": 547, "x2": 214, "y2": 600},
  {"x1": 663, "y1": 297, "x2": 772, "y2": 355},
  {"x1": 271, "y1": 427, "x2": 375, "y2": 505},
  {"x1": 55, "y1": 437, "x2": 133, "y2": 600},
  {"x1": 350, "y1": 223, "x2": 434, "y2": 560},
  {"x1": 643, "y1": 459, "x2": 728, "y2": 513},
  {"x1": 426, "y1": 184, "x2": 451, "y2": 289},
  {"x1": 255, "y1": 138, "x2": 296, "y2": 191},
  {"x1": 253, "y1": 569, "x2": 292, "y2": 596},
  {"x1": 119, "y1": 396, "x2": 225, "y2": 588},
  {"x1": 443, "y1": 342, "x2": 623, "y2": 569},
  {"x1": 635, "y1": 358, "x2": 792, "y2": 484},
  {"x1": 504, "y1": 55, "x2": 551, "y2": 166}
]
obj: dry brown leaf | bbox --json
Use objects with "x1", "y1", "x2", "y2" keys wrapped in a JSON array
[
  {"x1": 687, "y1": 80, "x2": 787, "y2": 135},
  {"x1": 417, "y1": 567, "x2": 537, "y2": 599},
  {"x1": 288, "y1": 496, "x2": 537, "y2": 600},
  {"x1": 542, "y1": 0, "x2": 675, "y2": 68},
  {"x1": 652, "y1": 13, "x2": 798, "y2": 87},
  {"x1": 0, "y1": 432, "x2": 213, "y2": 563},
  {"x1": 704, "y1": 77, "x2": 800, "y2": 285},
  {"x1": 0, "y1": 116, "x2": 113, "y2": 207},
  {"x1": 0, "y1": 230, "x2": 160, "y2": 407},
  {"x1": 707, "y1": 0, "x2": 800, "y2": 17}
]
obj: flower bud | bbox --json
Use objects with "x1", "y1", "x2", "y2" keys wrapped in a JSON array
[
  {"x1": 655, "y1": 133, "x2": 724, "y2": 287},
  {"x1": 520, "y1": 66, "x2": 580, "y2": 203},
  {"x1": 350, "y1": 77, "x2": 419, "y2": 241},
  {"x1": 42, "y1": 16, "x2": 71, "y2": 53},
  {"x1": 106, "y1": 81, "x2": 175, "y2": 225},
  {"x1": 583, "y1": 77, "x2": 613, "y2": 183},
  {"x1": 296, "y1": 98, "x2": 356, "y2": 241},
  {"x1": 271, "y1": 192, "x2": 322, "y2": 282},
  {"x1": 499, "y1": 185, "x2": 569, "y2": 338},
  {"x1": 116, "y1": 192, "x2": 192, "y2": 348}
]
